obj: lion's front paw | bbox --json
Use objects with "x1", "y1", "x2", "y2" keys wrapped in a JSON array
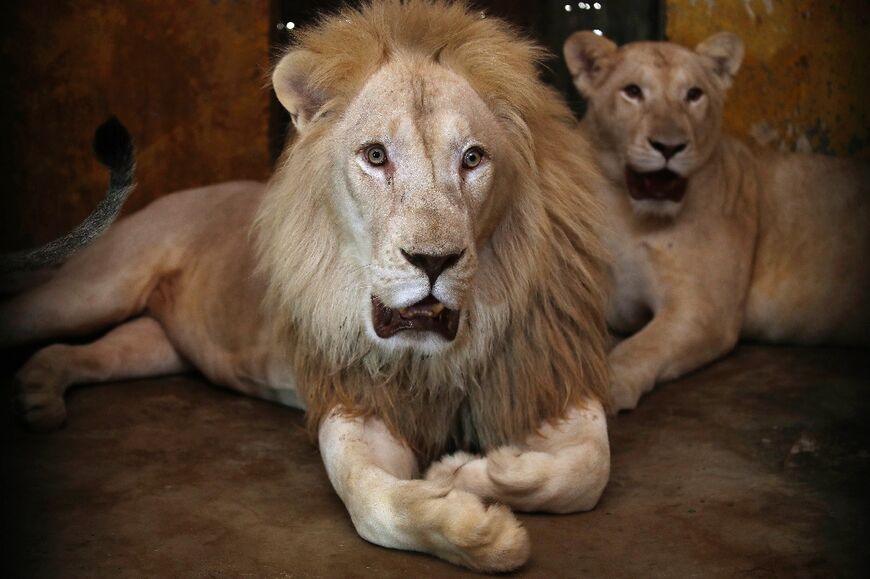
[
  {"x1": 399, "y1": 483, "x2": 529, "y2": 572},
  {"x1": 428, "y1": 447, "x2": 562, "y2": 512},
  {"x1": 424, "y1": 451, "x2": 479, "y2": 484},
  {"x1": 14, "y1": 349, "x2": 69, "y2": 431},
  {"x1": 486, "y1": 446, "x2": 551, "y2": 494},
  {"x1": 442, "y1": 492, "x2": 530, "y2": 572}
]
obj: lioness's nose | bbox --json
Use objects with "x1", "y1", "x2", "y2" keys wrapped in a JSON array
[
  {"x1": 401, "y1": 249, "x2": 465, "y2": 286},
  {"x1": 649, "y1": 139, "x2": 687, "y2": 160}
]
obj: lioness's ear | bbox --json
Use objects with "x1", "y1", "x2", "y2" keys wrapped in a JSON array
[
  {"x1": 695, "y1": 32, "x2": 744, "y2": 88},
  {"x1": 272, "y1": 49, "x2": 326, "y2": 132},
  {"x1": 563, "y1": 31, "x2": 618, "y2": 96}
]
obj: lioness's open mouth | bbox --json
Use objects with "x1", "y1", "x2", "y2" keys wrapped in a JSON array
[
  {"x1": 625, "y1": 167, "x2": 688, "y2": 203},
  {"x1": 371, "y1": 295, "x2": 460, "y2": 341}
]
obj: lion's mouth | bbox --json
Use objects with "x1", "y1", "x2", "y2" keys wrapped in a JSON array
[
  {"x1": 371, "y1": 295, "x2": 460, "y2": 341},
  {"x1": 625, "y1": 167, "x2": 688, "y2": 203}
]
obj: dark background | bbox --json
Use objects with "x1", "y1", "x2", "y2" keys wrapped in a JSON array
[{"x1": 271, "y1": 0, "x2": 663, "y2": 156}]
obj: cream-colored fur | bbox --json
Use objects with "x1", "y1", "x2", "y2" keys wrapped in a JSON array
[
  {"x1": 564, "y1": 31, "x2": 870, "y2": 411},
  {"x1": 1, "y1": 2, "x2": 613, "y2": 571}
]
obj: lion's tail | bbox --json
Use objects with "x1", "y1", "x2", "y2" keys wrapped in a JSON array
[{"x1": 0, "y1": 116, "x2": 136, "y2": 274}]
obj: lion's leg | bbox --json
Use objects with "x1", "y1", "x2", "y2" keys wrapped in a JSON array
[
  {"x1": 0, "y1": 214, "x2": 170, "y2": 348},
  {"x1": 318, "y1": 412, "x2": 530, "y2": 572},
  {"x1": 607, "y1": 302, "x2": 740, "y2": 411},
  {"x1": 425, "y1": 399, "x2": 610, "y2": 514},
  {"x1": 15, "y1": 316, "x2": 188, "y2": 430},
  {"x1": 0, "y1": 265, "x2": 143, "y2": 348}
]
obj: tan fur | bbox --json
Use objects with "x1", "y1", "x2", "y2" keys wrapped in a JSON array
[
  {"x1": 259, "y1": 0, "x2": 609, "y2": 462},
  {"x1": 564, "y1": 31, "x2": 870, "y2": 411},
  {"x1": 2, "y1": 2, "x2": 611, "y2": 570}
]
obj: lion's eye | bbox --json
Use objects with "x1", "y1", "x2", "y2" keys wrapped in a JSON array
[
  {"x1": 364, "y1": 144, "x2": 388, "y2": 166},
  {"x1": 622, "y1": 84, "x2": 643, "y2": 100},
  {"x1": 686, "y1": 87, "x2": 704, "y2": 103},
  {"x1": 462, "y1": 147, "x2": 484, "y2": 170}
]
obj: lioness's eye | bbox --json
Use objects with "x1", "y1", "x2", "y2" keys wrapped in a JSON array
[
  {"x1": 686, "y1": 87, "x2": 704, "y2": 102},
  {"x1": 622, "y1": 84, "x2": 643, "y2": 100},
  {"x1": 462, "y1": 147, "x2": 484, "y2": 169},
  {"x1": 364, "y1": 144, "x2": 388, "y2": 166}
]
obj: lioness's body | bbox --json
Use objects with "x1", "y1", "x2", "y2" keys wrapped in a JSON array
[
  {"x1": 565, "y1": 31, "x2": 869, "y2": 410},
  {"x1": 605, "y1": 138, "x2": 870, "y2": 344},
  {"x1": 744, "y1": 149, "x2": 869, "y2": 342}
]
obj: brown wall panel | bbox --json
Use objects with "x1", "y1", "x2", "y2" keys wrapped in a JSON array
[
  {"x1": 0, "y1": 0, "x2": 272, "y2": 250},
  {"x1": 667, "y1": 0, "x2": 870, "y2": 159}
]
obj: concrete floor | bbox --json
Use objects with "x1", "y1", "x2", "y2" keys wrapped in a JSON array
[{"x1": 3, "y1": 345, "x2": 869, "y2": 578}]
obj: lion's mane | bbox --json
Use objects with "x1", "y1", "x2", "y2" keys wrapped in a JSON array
[{"x1": 256, "y1": 0, "x2": 609, "y2": 463}]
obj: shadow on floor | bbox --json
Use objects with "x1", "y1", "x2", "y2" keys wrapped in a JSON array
[{"x1": 3, "y1": 345, "x2": 869, "y2": 577}]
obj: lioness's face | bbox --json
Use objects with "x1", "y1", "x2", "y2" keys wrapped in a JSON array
[
  {"x1": 565, "y1": 32, "x2": 743, "y2": 218},
  {"x1": 332, "y1": 58, "x2": 510, "y2": 353}
]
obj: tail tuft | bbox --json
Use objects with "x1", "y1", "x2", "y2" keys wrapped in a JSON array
[
  {"x1": 93, "y1": 115, "x2": 134, "y2": 171},
  {"x1": 1, "y1": 116, "x2": 136, "y2": 274}
]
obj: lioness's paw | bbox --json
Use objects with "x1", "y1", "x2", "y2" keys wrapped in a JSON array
[
  {"x1": 609, "y1": 382, "x2": 642, "y2": 412},
  {"x1": 608, "y1": 350, "x2": 654, "y2": 412}
]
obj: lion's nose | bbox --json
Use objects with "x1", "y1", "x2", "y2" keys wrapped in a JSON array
[
  {"x1": 401, "y1": 249, "x2": 465, "y2": 286},
  {"x1": 649, "y1": 139, "x2": 687, "y2": 160}
]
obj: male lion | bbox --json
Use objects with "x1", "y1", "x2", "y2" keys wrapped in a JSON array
[
  {"x1": 1, "y1": 1, "x2": 611, "y2": 571},
  {"x1": 563, "y1": 30, "x2": 870, "y2": 412}
]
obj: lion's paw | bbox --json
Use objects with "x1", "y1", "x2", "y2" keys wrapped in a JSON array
[
  {"x1": 387, "y1": 479, "x2": 529, "y2": 571},
  {"x1": 423, "y1": 451, "x2": 479, "y2": 484},
  {"x1": 427, "y1": 488, "x2": 530, "y2": 572},
  {"x1": 486, "y1": 446, "x2": 551, "y2": 494},
  {"x1": 14, "y1": 351, "x2": 68, "y2": 431}
]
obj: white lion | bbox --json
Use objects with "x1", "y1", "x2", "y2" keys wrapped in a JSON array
[{"x1": 1, "y1": 2, "x2": 614, "y2": 571}]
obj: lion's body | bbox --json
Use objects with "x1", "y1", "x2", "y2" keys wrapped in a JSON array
[
  {"x1": 256, "y1": 1, "x2": 610, "y2": 462},
  {"x1": 120, "y1": 182, "x2": 303, "y2": 406},
  {"x1": 565, "y1": 31, "x2": 870, "y2": 411},
  {"x1": 3, "y1": 181, "x2": 302, "y2": 404},
  {"x1": 2, "y1": 1, "x2": 612, "y2": 570}
]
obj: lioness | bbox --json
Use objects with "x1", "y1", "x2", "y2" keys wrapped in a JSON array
[
  {"x1": 563, "y1": 30, "x2": 870, "y2": 411},
  {"x1": 1, "y1": 1, "x2": 612, "y2": 571}
]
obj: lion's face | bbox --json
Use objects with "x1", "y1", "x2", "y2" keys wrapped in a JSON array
[
  {"x1": 565, "y1": 32, "x2": 744, "y2": 217},
  {"x1": 286, "y1": 56, "x2": 511, "y2": 354}
]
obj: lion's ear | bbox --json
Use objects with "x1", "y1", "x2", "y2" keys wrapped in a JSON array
[
  {"x1": 563, "y1": 31, "x2": 618, "y2": 96},
  {"x1": 695, "y1": 32, "x2": 744, "y2": 88},
  {"x1": 272, "y1": 49, "x2": 326, "y2": 132}
]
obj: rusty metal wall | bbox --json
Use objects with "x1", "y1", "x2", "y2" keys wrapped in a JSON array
[
  {"x1": 666, "y1": 0, "x2": 870, "y2": 158},
  {"x1": 0, "y1": 0, "x2": 272, "y2": 251}
]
